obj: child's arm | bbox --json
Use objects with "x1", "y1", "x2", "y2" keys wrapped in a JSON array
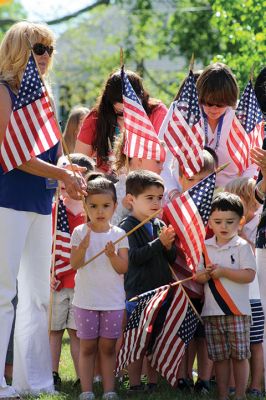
[
  {"x1": 209, "y1": 264, "x2": 255, "y2": 283},
  {"x1": 104, "y1": 241, "x2": 128, "y2": 274},
  {"x1": 70, "y1": 227, "x2": 91, "y2": 270}
]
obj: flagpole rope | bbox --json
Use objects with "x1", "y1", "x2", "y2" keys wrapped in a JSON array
[{"x1": 48, "y1": 187, "x2": 60, "y2": 335}]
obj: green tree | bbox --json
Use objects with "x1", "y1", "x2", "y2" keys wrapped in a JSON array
[
  {"x1": 0, "y1": 0, "x2": 26, "y2": 38},
  {"x1": 210, "y1": 0, "x2": 266, "y2": 89}
]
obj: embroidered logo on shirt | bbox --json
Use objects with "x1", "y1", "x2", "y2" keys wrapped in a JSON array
[{"x1": 230, "y1": 254, "x2": 235, "y2": 264}]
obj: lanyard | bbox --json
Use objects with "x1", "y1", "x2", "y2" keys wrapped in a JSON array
[{"x1": 203, "y1": 112, "x2": 225, "y2": 151}]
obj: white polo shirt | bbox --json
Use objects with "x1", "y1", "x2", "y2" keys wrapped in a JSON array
[{"x1": 198, "y1": 235, "x2": 256, "y2": 316}]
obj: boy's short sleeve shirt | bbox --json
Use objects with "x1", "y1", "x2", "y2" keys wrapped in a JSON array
[{"x1": 198, "y1": 235, "x2": 256, "y2": 316}]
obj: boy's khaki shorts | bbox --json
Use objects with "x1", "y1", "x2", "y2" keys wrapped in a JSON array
[
  {"x1": 51, "y1": 288, "x2": 76, "y2": 331},
  {"x1": 203, "y1": 315, "x2": 251, "y2": 361}
]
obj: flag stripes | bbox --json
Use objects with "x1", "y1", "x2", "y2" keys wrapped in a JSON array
[
  {"x1": 0, "y1": 54, "x2": 61, "y2": 172},
  {"x1": 121, "y1": 67, "x2": 165, "y2": 162}
]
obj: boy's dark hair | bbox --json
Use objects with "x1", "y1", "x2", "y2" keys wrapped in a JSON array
[
  {"x1": 69, "y1": 153, "x2": 94, "y2": 174},
  {"x1": 210, "y1": 192, "x2": 244, "y2": 218},
  {"x1": 86, "y1": 172, "x2": 117, "y2": 202},
  {"x1": 126, "y1": 170, "x2": 164, "y2": 196}
]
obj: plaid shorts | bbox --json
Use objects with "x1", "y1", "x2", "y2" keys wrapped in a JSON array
[{"x1": 203, "y1": 315, "x2": 251, "y2": 361}]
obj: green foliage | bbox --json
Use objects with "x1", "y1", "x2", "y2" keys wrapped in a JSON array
[
  {"x1": 0, "y1": 0, "x2": 27, "y2": 38},
  {"x1": 210, "y1": 0, "x2": 266, "y2": 90},
  {"x1": 54, "y1": 0, "x2": 266, "y2": 120}
]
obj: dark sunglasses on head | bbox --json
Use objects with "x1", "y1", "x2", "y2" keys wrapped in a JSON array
[{"x1": 32, "y1": 43, "x2": 54, "y2": 57}]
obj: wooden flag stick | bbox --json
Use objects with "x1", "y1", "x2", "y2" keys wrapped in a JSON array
[
  {"x1": 120, "y1": 47, "x2": 124, "y2": 68},
  {"x1": 78, "y1": 208, "x2": 162, "y2": 269},
  {"x1": 48, "y1": 187, "x2": 60, "y2": 335},
  {"x1": 189, "y1": 53, "x2": 195, "y2": 72},
  {"x1": 24, "y1": 34, "x2": 89, "y2": 218},
  {"x1": 129, "y1": 271, "x2": 207, "y2": 302},
  {"x1": 250, "y1": 63, "x2": 255, "y2": 84},
  {"x1": 169, "y1": 265, "x2": 203, "y2": 323},
  {"x1": 215, "y1": 161, "x2": 230, "y2": 174}
]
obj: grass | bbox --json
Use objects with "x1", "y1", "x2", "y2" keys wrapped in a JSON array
[{"x1": 22, "y1": 336, "x2": 256, "y2": 400}]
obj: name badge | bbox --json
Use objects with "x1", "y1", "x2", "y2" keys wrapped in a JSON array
[{"x1": 45, "y1": 178, "x2": 58, "y2": 189}]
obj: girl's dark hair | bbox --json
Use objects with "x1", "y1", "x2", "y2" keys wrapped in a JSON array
[
  {"x1": 254, "y1": 67, "x2": 266, "y2": 114},
  {"x1": 86, "y1": 172, "x2": 117, "y2": 202},
  {"x1": 92, "y1": 69, "x2": 160, "y2": 162},
  {"x1": 196, "y1": 63, "x2": 239, "y2": 107},
  {"x1": 211, "y1": 192, "x2": 244, "y2": 218}
]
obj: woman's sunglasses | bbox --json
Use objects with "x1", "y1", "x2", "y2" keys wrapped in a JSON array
[
  {"x1": 203, "y1": 102, "x2": 227, "y2": 108},
  {"x1": 32, "y1": 43, "x2": 54, "y2": 57}
]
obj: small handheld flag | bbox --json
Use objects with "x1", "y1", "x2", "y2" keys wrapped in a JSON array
[
  {"x1": 121, "y1": 67, "x2": 166, "y2": 162},
  {"x1": 227, "y1": 80, "x2": 264, "y2": 174},
  {"x1": 0, "y1": 53, "x2": 61, "y2": 172}
]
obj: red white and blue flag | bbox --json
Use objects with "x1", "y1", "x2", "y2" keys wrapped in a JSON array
[
  {"x1": 116, "y1": 283, "x2": 198, "y2": 388},
  {"x1": 116, "y1": 285, "x2": 170, "y2": 373},
  {"x1": 148, "y1": 284, "x2": 198, "y2": 387},
  {"x1": 121, "y1": 67, "x2": 166, "y2": 162},
  {"x1": 163, "y1": 172, "x2": 216, "y2": 272},
  {"x1": 161, "y1": 71, "x2": 204, "y2": 178},
  {"x1": 227, "y1": 80, "x2": 264, "y2": 174},
  {"x1": 53, "y1": 198, "x2": 72, "y2": 279},
  {"x1": 0, "y1": 53, "x2": 61, "y2": 172}
]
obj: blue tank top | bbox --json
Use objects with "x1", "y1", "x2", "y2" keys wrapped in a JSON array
[{"x1": 0, "y1": 82, "x2": 59, "y2": 215}]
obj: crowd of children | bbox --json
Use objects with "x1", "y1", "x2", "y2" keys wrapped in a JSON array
[{"x1": 46, "y1": 62, "x2": 266, "y2": 400}]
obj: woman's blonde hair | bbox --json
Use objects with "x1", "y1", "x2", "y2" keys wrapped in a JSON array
[
  {"x1": 224, "y1": 177, "x2": 257, "y2": 215},
  {"x1": 63, "y1": 106, "x2": 89, "y2": 153},
  {"x1": 112, "y1": 132, "x2": 130, "y2": 173},
  {"x1": 0, "y1": 21, "x2": 55, "y2": 92}
]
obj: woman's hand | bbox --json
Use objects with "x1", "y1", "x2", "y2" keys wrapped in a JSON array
[
  {"x1": 250, "y1": 147, "x2": 266, "y2": 177},
  {"x1": 61, "y1": 169, "x2": 87, "y2": 200}
]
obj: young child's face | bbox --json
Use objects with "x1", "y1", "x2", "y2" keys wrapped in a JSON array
[
  {"x1": 86, "y1": 193, "x2": 116, "y2": 229},
  {"x1": 202, "y1": 104, "x2": 228, "y2": 121},
  {"x1": 180, "y1": 170, "x2": 210, "y2": 192},
  {"x1": 209, "y1": 209, "x2": 242, "y2": 246},
  {"x1": 128, "y1": 185, "x2": 164, "y2": 221}
]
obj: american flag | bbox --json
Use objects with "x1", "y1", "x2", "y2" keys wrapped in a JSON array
[
  {"x1": 148, "y1": 284, "x2": 198, "y2": 387},
  {"x1": 163, "y1": 172, "x2": 216, "y2": 271},
  {"x1": 161, "y1": 70, "x2": 204, "y2": 178},
  {"x1": 121, "y1": 67, "x2": 166, "y2": 162},
  {"x1": 53, "y1": 198, "x2": 72, "y2": 279},
  {"x1": 227, "y1": 80, "x2": 264, "y2": 174},
  {"x1": 116, "y1": 285, "x2": 170, "y2": 374},
  {"x1": 0, "y1": 53, "x2": 61, "y2": 172}
]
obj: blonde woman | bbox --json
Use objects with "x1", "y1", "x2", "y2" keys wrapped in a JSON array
[{"x1": 0, "y1": 21, "x2": 86, "y2": 398}]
